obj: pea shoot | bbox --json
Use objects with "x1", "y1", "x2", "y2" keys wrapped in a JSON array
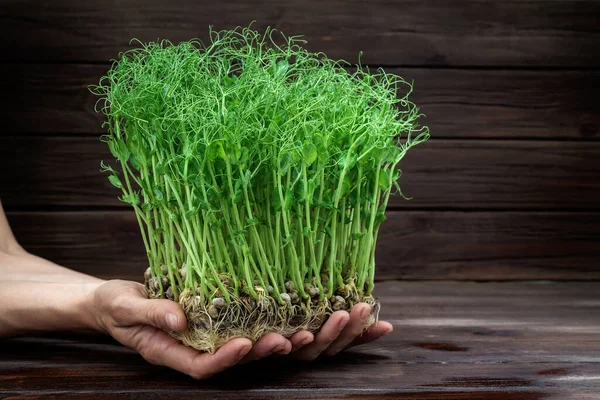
[{"x1": 91, "y1": 25, "x2": 429, "y2": 352}]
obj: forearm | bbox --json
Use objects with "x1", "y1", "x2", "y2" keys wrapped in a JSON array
[
  {"x1": 1, "y1": 250, "x2": 105, "y2": 284},
  {"x1": 0, "y1": 204, "x2": 106, "y2": 336},
  {"x1": 0, "y1": 280, "x2": 103, "y2": 337}
]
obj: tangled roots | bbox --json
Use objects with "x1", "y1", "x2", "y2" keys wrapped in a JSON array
[{"x1": 145, "y1": 274, "x2": 380, "y2": 353}]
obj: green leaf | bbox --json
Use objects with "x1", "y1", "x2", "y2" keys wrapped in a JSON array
[
  {"x1": 378, "y1": 169, "x2": 390, "y2": 190},
  {"x1": 234, "y1": 188, "x2": 243, "y2": 204},
  {"x1": 185, "y1": 204, "x2": 201, "y2": 218},
  {"x1": 207, "y1": 143, "x2": 218, "y2": 161},
  {"x1": 272, "y1": 187, "x2": 282, "y2": 212},
  {"x1": 212, "y1": 142, "x2": 226, "y2": 161},
  {"x1": 154, "y1": 161, "x2": 165, "y2": 175},
  {"x1": 130, "y1": 155, "x2": 142, "y2": 170},
  {"x1": 375, "y1": 205, "x2": 387, "y2": 225},
  {"x1": 341, "y1": 175, "x2": 352, "y2": 197},
  {"x1": 307, "y1": 179, "x2": 316, "y2": 204},
  {"x1": 178, "y1": 159, "x2": 187, "y2": 175},
  {"x1": 375, "y1": 212, "x2": 387, "y2": 225},
  {"x1": 117, "y1": 139, "x2": 130, "y2": 162},
  {"x1": 318, "y1": 200, "x2": 334, "y2": 210},
  {"x1": 108, "y1": 175, "x2": 122, "y2": 189},
  {"x1": 119, "y1": 193, "x2": 140, "y2": 206},
  {"x1": 246, "y1": 217, "x2": 259, "y2": 227},
  {"x1": 231, "y1": 146, "x2": 242, "y2": 165},
  {"x1": 153, "y1": 187, "x2": 164, "y2": 201},
  {"x1": 344, "y1": 153, "x2": 358, "y2": 170},
  {"x1": 283, "y1": 188, "x2": 293, "y2": 212},
  {"x1": 100, "y1": 161, "x2": 116, "y2": 174},
  {"x1": 243, "y1": 170, "x2": 251, "y2": 189},
  {"x1": 279, "y1": 152, "x2": 294, "y2": 175},
  {"x1": 351, "y1": 232, "x2": 366, "y2": 240},
  {"x1": 153, "y1": 228, "x2": 165, "y2": 238},
  {"x1": 275, "y1": 59, "x2": 289, "y2": 80},
  {"x1": 282, "y1": 234, "x2": 295, "y2": 247},
  {"x1": 302, "y1": 143, "x2": 317, "y2": 166},
  {"x1": 107, "y1": 140, "x2": 120, "y2": 160},
  {"x1": 239, "y1": 147, "x2": 249, "y2": 166}
]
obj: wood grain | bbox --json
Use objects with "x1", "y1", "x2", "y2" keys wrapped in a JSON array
[
  {"x1": 1, "y1": 281, "x2": 599, "y2": 398},
  {"x1": 2, "y1": 137, "x2": 599, "y2": 210},
  {"x1": 7, "y1": 211, "x2": 600, "y2": 281},
  {"x1": 1, "y1": 63, "x2": 599, "y2": 139},
  {"x1": 0, "y1": 0, "x2": 598, "y2": 66}
]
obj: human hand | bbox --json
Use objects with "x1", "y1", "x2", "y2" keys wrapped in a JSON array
[
  {"x1": 92, "y1": 280, "x2": 257, "y2": 379},
  {"x1": 224, "y1": 303, "x2": 393, "y2": 364},
  {"x1": 91, "y1": 280, "x2": 392, "y2": 378},
  {"x1": 289, "y1": 303, "x2": 393, "y2": 361}
]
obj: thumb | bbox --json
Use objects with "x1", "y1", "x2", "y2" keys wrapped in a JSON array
[{"x1": 122, "y1": 296, "x2": 187, "y2": 332}]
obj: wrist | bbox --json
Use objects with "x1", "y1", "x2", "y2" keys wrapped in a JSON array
[{"x1": 79, "y1": 281, "x2": 108, "y2": 333}]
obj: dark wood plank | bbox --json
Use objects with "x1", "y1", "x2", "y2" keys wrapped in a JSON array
[
  {"x1": 1, "y1": 282, "x2": 599, "y2": 398},
  {"x1": 1, "y1": 391, "x2": 585, "y2": 400},
  {"x1": 1, "y1": 137, "x2": 599, "y2": 210},
  {"x1": 7, "y1": 211, "x2": 600, "y2": 281},
  {"x1": 0, "y1": 0, "x2": 599, "y2": 66},
  {"x1": 2, "y1": 63, "x2": 599, "y2": 139}
]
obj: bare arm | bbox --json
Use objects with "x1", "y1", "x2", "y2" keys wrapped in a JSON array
[{"x1": 0, "y1": 201, "x2": 104, "y2": 336}]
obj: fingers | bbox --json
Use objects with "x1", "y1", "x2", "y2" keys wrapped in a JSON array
[
  {"x1": 324, "y1": 303, "x2": 372, "y2": 356},
  {"x1": 110, "y1": 293, "x2": 187, "y2": 332},
  {"x1": 345, "y1": 321, "x2": 393, "y2": 350},
  {"x1": 137, "y1": 327, "x2": 252, "y2": 380},
  {"x1": 187, "y1": 338, "x2": 253, "y2": 379},
  {"x1": 292, "y1": 311, "x2": 349, "y2": 361},
  {"x1": 239, "y1": 333, "x2": 292, "y2": 364},
  {"x1": 289, "y1": 330, "x2": 314, "y2": 352}
]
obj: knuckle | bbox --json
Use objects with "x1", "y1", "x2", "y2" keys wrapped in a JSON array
[
  {"x1": 109, "y1": 295, "x2": 131, "y2": 322},
  {"x1": 322, "y1": 334, "x2": 338, "y2": 347},
  {"x1": 139, "y1": 346, "x2": 160, "y2": 366},
  {"x1": 188, "y1": 369, "x2": 210, "y2": 380},
  {"x1": 296, "y1": 350, "x2": 319, "y2": 361},
  {"x1": 187, "y1": 355, "x2": 212, "y2": 380},
  {"x1": 144, "y1": 305, "x2": 157, "y2": 326}
]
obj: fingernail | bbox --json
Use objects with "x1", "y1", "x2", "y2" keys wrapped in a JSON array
[
  {"x1": 166, "y1": 313, "x2": 179, "y2": 331},
  {"x1": 360, "y1": 306, "x2": 371, "y2": 320},
  {"x1": 238, "y1": 345, "x2": 251, "y2": 359},
  {"x1": 337, "y1": 317, "x2": 349, "y2": 332},
  {"x1": 272, "y1": 345, "x2": 287, "y2": 355},
  {"x1": 300, "y1": 336, "x2": 313, "y2": 346}
]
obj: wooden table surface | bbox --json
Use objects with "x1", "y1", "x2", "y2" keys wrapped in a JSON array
[{"x1": 2, "y1": 281, "x2": 599, "y2": 399}]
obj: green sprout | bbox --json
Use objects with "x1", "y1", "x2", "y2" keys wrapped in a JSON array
[{"x1": 90, "y1": 25, "x2": 429, "y2": 352}]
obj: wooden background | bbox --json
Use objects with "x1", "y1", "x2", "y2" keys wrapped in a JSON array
[{"x1": 1, "y1": 0, "x2": 599, "y2": 282}]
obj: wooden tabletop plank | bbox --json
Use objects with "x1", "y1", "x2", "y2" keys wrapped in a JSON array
[
  {"x1": 1, "y1": 282, "x2": 598, "y2": 398},
  {"x1": 6, "y1": 211, "x2": 600, "y2": 281},
  {"x1": 1, "y1": 63, "x2": 598, "y2": 139},
  {"x1": 2, "y1": 138, "x2": 599, "y2": 210},
  {"x1": 0, "y1": 0, "x2": 598, "y2": 67}
]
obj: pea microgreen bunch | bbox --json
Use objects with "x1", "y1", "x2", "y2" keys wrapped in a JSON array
[{"x1": 91, "y1": 25, "x2": 429, "y2": 352}]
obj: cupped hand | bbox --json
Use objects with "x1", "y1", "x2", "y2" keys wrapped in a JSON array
[
  {"x1": 91, "y1": 280, "x2": 392, "y2": 379},
  {"x1": 91, "y1": 280, "x2": 254, "y2": 379},
  {"x1": 289, "y1": 303, "x2": 393, "y2": 361}
]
